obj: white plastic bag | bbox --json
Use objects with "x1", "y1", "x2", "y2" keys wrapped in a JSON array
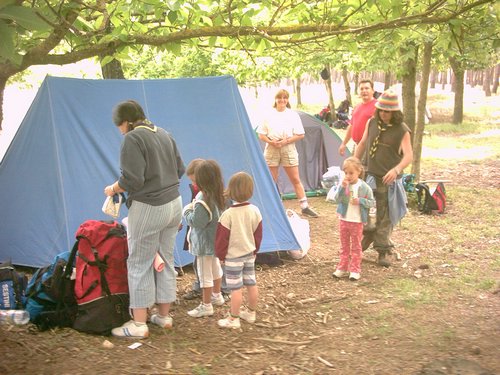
[
  {"x1": 321, "y1": 166, "x2": 343, "y2": 189},
  {"x1": 324, "y1": 167, "x2": 344, "y2": 203},
  {"x1": 326, "y1": 184, "x2": 339, "y2": 202},
  {"x1": 102, "y1": 194, "x2": 122, "y2": 218},
  {"x1": 286, "y1": 209, "x2": 311, "y2": 260}
]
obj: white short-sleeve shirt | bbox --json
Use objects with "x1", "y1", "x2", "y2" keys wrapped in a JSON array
[{"x1": 256, "y1": 108, "x2": 305, "y2": 141}]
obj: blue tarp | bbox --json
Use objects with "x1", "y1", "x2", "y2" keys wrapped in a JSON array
[{"x1": 0, "y1": 76, "x2": 300, "y2": 268}]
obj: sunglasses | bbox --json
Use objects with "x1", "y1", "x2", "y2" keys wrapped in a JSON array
[
  {"x1": 276, "y1": 96, "x2": 288, "y2": 99},
  {"x1": 379, "y1": 109, "x2": 392, "y2": 113}
]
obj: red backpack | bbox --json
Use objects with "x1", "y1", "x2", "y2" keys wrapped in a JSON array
[
  {"x1": 72, "y1": 220, "x2": 130, "y2": 335},
  {"x1": 415, "y1": 182, "x2": 446, "y2": 215}
]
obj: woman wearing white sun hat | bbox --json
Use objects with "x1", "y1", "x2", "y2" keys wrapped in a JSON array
[{"x1": 355, "y1": 90, "x2": 413, "y2": 267}]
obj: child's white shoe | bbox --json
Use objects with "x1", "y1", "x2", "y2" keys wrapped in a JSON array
[
  {"x1": 188, "y1": 303, "x2": 214, "y2": 318},
  {"x1": 349, "y1": 272, "x2": 360, "y2": 281},
  {"x1": 150, "y1": 314, "x2": 173, "y2": 328},
  {"x1": 332, "y1": 269, "x2": 348, "y2": 278},
  {"x1": 217, "y1": 315, "x2": 241, "y2": 329},
  {"x1": 211, "y1": 293, "x2": 225, "y2": 306},
  {"x1": 239, "y1": 308, "x2": 256, "y2": 323}
]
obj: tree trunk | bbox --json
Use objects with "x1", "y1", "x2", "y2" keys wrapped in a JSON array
[
  {"x1": 341, "y1": 67, "x2": 352, "y2": 105},
  {"x1": 384, "y1": 72, "x2": 392, "y2": 90},
  {"x1": 468, "y1": 70, "x2": 474, "y2": 87},
  {"x1": 322, "y1": 64, "x2": 335, "y2": 121},
  {"x1": 353, "y1": 73, "x2": 359, "y2": 95},
  {"x1": 483, "y1": 67, "x2": 492, "y2": 97},
  {"x1": 441, "y1": 70, "x2": 447, "y2": 90},
  {"x1": 325, "y1": 79, "x2": 336, "y2": 121},
  {"x1": 400, "y1": 43, "x2": 418, "y2": 138},
  {"x1": 451, "y1": 70, "x2": 456, "y2": 93},
  {"x1": 100, "y1": 57, "x2": 125, "y2": 79},
  {"x1": 449, "y1": 56, "x2": 464, "y2": 124},
  {"x1": 492, "y1": 64, "x2": 499, "y2": 94},
  {"x1": 296, "y1": 77, "x2": 302, "y2": 106},
  {"x1": 430, "y1": 69, "x2": 437, "y2": 89},
  {"x1": 412, "y1": 41, "x2": 432, "y2": 181}
]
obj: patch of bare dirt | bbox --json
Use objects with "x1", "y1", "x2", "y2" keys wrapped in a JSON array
[{"x1": 1, "y1": 162, "x2": 499, "y2": 375}]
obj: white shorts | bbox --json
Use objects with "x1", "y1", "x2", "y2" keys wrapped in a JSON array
[{"x1": 196, "y1": 255, "x2": 223, "y2": 288}]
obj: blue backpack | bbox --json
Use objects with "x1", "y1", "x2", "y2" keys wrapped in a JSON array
[{"x1": 25, "y1": 242, "x2": 79, "y2": 330}]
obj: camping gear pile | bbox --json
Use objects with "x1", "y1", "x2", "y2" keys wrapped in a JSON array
[{"x1": 315, "y1": 100, "x2": 350, "y2": 129}]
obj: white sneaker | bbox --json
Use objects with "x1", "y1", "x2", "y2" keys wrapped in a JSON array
[
  {"x1": 217, "y1": 315, "x2": 241, "y2": 329},
  {"x1": 349, "y1": 272, "x2": 361, "y2": 281},
  {"x1": 188, "y1": 303, "x2": 214, "y2": 318},
  {"x1": 150, "y1": 314, "x2": 173, "y2": 328},
  {"x1": 332, "y1": 269, "x2": 348, "y2": 278},
  {"x1": 111, "y1": 320, "x2": 149, "y2": 339},
  {"x1": 239, "y1": 308, "x2": 256, "y2": 324},
  {"x1": 211, "y1": 293, "x2": 225, "y2": 306}
]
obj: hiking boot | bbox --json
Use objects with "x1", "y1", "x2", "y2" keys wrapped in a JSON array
[
  {"x1": 187, "y1": 303, "x2": 214, "y2": 318},
  {"x1": 182, "y1": 289, "x2": 201, "y2": 300},
  {"x1": 239, "y1": 308, "x2": 256, "y2": 324},
  {"x1": 211, "y1": 293, "x2": 225, "y2": 306},
  {"x1": 150, "y1": 314, "x2": 173, "y2": 329},
  {"x1": 217, "y1": 315, "x2": 241, "y2": 329},
  {"x1": 301, "y1": 206, "x2": 319, "y2": 218},
  {"x1": 377, "y1": 252, "x2": 391, "y2": 267},
  {"x1": 332, "y1": 269, "x2": 348, "y2": 278},
  {"x1": 349, "y1": 272, "x2": 361, "y2": 281},
  {"x1": 111, "y1": 320, "x2": 149, "y2": 339}
]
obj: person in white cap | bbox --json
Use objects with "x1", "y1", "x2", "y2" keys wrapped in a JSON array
[{"x1": 354, "y1": 90, "x2": 413, "y2": 267}]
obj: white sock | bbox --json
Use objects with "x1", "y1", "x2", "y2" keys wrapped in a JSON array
[
  {"x1": 299, "y1": 199, "x2": 308, "y2": 209},
  {"x1": 212, "y1": 292, "x2": 222, "y2": 298}
]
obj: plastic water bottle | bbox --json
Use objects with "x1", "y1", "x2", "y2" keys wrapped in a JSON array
[{"x1": 0, "y1": 309, "x2": 30, "y2": 325}]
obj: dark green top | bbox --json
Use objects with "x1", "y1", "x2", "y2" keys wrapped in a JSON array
[{"x1": 365, "y1": 118, "x2": 410, "y2": 178}]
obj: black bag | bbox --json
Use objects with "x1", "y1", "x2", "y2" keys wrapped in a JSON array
[
  {"x1": 73, "y1": 294, "x2": 130, "y2": 335},
  {"x1": 415, "y1": 182, "x2": 446, "y2": 214},
  {"x1": 0, "y1": 261, "x2": 28, "y2": 310},
  {"x1": 256, "y1": 252, "x2": 283, "y2": 266}
]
